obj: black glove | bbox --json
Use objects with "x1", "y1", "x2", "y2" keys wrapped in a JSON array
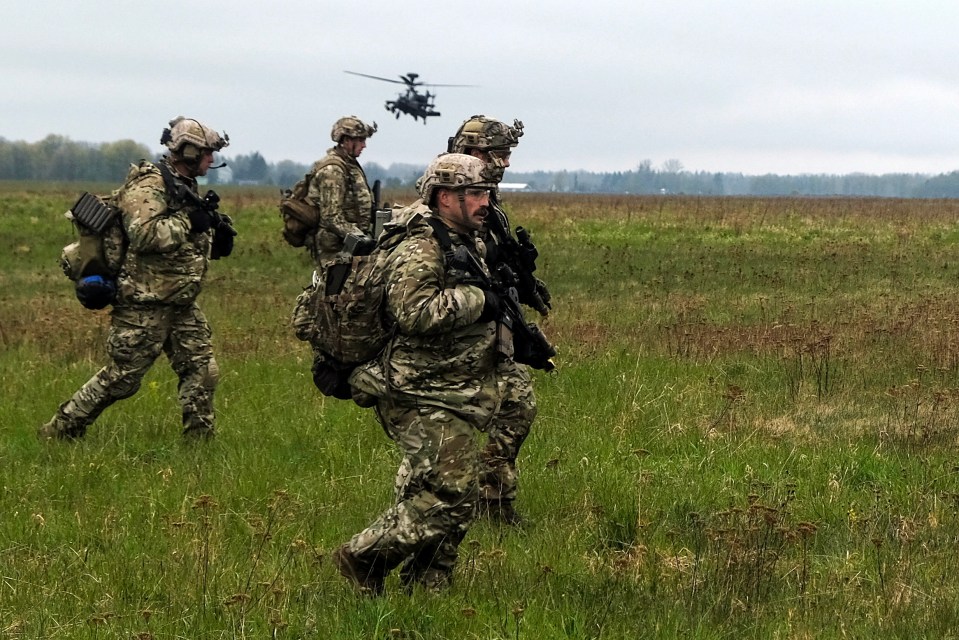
[
  {"x1": 477, "y1": 289, "x2": 501, "y2": 323},
  {"x1": 211, "y1": 216, "x2": 237, "y2": 259},
  {"x1": 188, "y1": 208, "x2": 213, "y2": 234}
]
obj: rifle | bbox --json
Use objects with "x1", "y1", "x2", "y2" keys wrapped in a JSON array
[
  {"x1": 158, "y1": 163, "x2": 236, "y2": 259},
  {"x1": 445, "y1": 237, "x2": 556, "y2": 372},
  {"x1": 485, "y1": 200, "x2": 552, "y2": 316}
]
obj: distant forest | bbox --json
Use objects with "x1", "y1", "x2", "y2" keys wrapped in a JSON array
[{"x1": 4, "y1": 134, "x2": 959, "y2": 198}]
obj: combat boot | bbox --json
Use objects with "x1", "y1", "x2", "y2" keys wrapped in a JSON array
[
  {"x1": 332, "y1": 544, "x2": 389, "y2": 596},
  {"x1": 37, "y1": 416, "x2": 86, "y2": 441}
]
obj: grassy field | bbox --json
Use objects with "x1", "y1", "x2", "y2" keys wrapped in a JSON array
[{"x1": 4, "y1": 182, "x2": 959, "y2": 638}]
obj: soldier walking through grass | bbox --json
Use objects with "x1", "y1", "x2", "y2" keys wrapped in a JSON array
[
  {"x1": 293, "y1": 116, "x2": 378, "y2": 393},
  {"x1": 333, "y1": 154, "x2": 503, "y2": 594},
  {"x1": 39, "y1": 116, "x2": 234, "y2": 441},
  {"x1": 303, "y1": 116, "x2": 377, "y2": 268},
  {"x1": 448, "y1": 115, "x2": 551, "y2": 524}
]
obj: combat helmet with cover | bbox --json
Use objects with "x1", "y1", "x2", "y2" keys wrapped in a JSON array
[
  {"x1": 161, "y1": 116, "x2": 229, "y2": 162},
  {"x1": 447, "y1": 115, "x2": 523, "y2": 182},
  {"x1": 331, "y1": 116, "x2": 377, "y2": 143},
  {"x1": 416, "y1": 152, "x2": 497, "y2": 205}
]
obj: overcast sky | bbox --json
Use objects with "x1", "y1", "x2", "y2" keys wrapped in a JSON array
[{"x1": 4, "y1": 1, "x2": 959, "y2": 176}]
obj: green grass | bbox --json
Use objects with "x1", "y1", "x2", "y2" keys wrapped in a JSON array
[{"x1": 5, "y1": 187, "x2": 959, "y2": 637}]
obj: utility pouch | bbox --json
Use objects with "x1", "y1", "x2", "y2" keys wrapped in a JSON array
[
  {"x1": 372, "y1": 208, "x2": 393, "y2": 240},
  {"x1": 325, "y1": 260, "x2": 352, "y2": 296}
]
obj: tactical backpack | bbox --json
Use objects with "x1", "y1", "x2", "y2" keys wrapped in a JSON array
[
  {"x1": 279, "y1": 155, "x2": 361, "y2": 248},
  {"x1": 291, "y1": 216, "x2": 458, "y2": 394},
  {"x1": 59, "y1": 192, "x2": 127, "y2": 309},
  {"x1": 278, "y1": 169, "x2": 320, "y2": 247}
]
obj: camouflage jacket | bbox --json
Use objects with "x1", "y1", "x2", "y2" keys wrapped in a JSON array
[
  {"x1": 351, "y1": 213, "x2": 500, "y2": 422},
  {"x1": 306, "y1": 146, "x2": 373, "y2": 264},
  {"x1": 114, "y1": 158, "x2": 212, "y2": 305}
]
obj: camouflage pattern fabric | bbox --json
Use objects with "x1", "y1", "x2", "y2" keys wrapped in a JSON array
[
  {"x1": 387, "y1": 198, "x2": 430, "y2": 229},
  {"x1": 346, "y1": 402, "x2": 480, "y2": 589},
  {"x1": 479, "y1": 358, "x2": 536, "y2": 502},
  {"x1": 349, "y1": 213, "x2": 500, "y2": 417},
  {"x1": 476, "y1": 195, "x2": 540, "y2": 508},
  {"x1": 343, "y1": 213, "x2": 500, "y2": 591},
  {"x1": 41, "y1": 158, "x2": 219, "y2": 439},
  {"x1": 370, "y1": 201, "x2": 535, "y2": 502},
  {"x1": 306, "y1": 147, "x2": 373, "y2": 266},
  {"x1": 43, "y1": 302, "x2": 218, "y2": 438},
  {"x1": 114, "y1": 160, "x2": 213, "y2": 305}
]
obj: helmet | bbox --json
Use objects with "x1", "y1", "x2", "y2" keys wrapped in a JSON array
[
  {"x1": 447, "y1": 115, "x2": 523, "y2": 153},
  {"x1": 416, "y1": 153, "x2": 497, "y2": 203},
  {"x1": 75, "y1": 275, "x2": 117, "y2": 310},
  {"x1": 161, "y1": 116, "x2": 229, "y2": 160},
  {"x1": 331, "y1": 116, "x2": 377, "y2": 143}
]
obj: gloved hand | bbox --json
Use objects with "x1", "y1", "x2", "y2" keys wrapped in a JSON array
[
  {"x1": 188, "y1": 208, "x2": 213, "y2": 234},
  {"x1": 477, "y1": 288, "x2": 501, "y2": 323},
  {"x1": 211, "y1": 216, "x2": 237, "y2": 259}
]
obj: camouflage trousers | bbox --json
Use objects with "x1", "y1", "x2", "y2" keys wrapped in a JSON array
[
  {"x1": 478, "y1": 359, "x2": 537, "y2": 502},
  {"x1": 347, "y1": 401, "x2": 481, "y2": 589},
  {"x1": 45, "y1": 302, "x2": 219, "y2": 438}
]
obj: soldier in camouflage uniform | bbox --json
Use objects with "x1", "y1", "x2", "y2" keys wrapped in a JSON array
[
  {"x1": 449, "y1": 115, "x2": 543, "y2": 525},
  {"x1": 333, "y1": 154, "x2": 502, "y2": 595},
  {"x1": 301, "y1": 116, "x2": 377, "y2": 392},
  {"x1": 305, "y1": 115, "x2": 377, "y2": 267},
  {"x1": 38, "y1": 116, "x2": 231, "y2": 441}
]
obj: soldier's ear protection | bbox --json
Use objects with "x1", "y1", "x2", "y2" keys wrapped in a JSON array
[{"x1": 181, "y1": 144, "x2": 200, "y2": 161}]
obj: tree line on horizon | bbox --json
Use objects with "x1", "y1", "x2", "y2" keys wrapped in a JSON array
[{"x1": 2, "y1": 134, "x2": 958, "y2": 198}]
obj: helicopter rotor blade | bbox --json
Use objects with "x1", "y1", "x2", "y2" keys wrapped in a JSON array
[
  {"x1": 344, "y1": 70, "x2": 407, "y2": 85},
  {"x1": 346, "y1": 70, "x2": 477, "y2": 89}
]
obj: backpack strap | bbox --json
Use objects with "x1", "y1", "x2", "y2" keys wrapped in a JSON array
[
  {"x1": 425, "y1": 215, "x2": 455, "y2": 255},
  {"x1": 157, "y1": 162, "x2": 191, "y2": 213}
]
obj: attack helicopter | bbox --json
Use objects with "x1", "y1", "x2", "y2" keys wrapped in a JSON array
[{"x1": 344, "y1": 71, "x2": 475, "y2": 123}]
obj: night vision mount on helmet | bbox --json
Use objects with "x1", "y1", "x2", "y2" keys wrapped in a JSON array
[
  {"x1": 161, "y1": 116, "x2": 229, "y2": 161},
  {"x1": 448, "y1": 115, "x2": 524, "y2": 154}
]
